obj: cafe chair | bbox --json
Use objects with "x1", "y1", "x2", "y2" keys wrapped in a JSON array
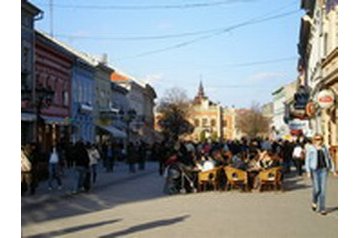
[
  {"x1": 198, "y1": 167, "x2": 221, "y2": 192},
  {"x1": 223, "y1": 166, "x2": 248, "y2": 192},
  {"x1": 257, "y1": 166, "x2": 283, "y2": 192}
]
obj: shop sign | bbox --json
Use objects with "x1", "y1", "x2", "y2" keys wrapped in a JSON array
[
  {"x1": 288, "y1": 119, "x2": 309, "y2": 131},
  {"x1": 306, "y1": 101, "x2": 316, "y2": 117},
  {"x1": 317, "y1": 89, "x2": 335, "y2": 109}
]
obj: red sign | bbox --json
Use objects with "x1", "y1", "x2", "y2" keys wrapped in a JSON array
[
  {"x1": 317, "y1": 89, "x2": 335, "y2": 109},
  {"x1": 318, "y1": 96, "x2": 334, "y2": 103}
]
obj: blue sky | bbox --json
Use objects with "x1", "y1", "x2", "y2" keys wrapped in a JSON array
[{"x1": 31, "y1": 0, "x2": 303, "y2": 108}]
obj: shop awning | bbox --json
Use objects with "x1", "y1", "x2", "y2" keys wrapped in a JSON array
[
  {"x1": 97, "y1": 125, "x2": 127, "y2": 139},
  {"x1": 21, "y1": 112, "x2": 36, "y2": 122},
  {"x1": 41, "y1": 116, "x2": 68, "y2": 125}
]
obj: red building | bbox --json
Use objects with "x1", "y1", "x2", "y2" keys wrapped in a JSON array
[{"x1": 34, "y1": 31, "x2": 74, "y2": 153}]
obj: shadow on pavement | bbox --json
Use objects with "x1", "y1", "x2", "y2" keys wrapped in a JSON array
[
  {"x1": 283, "y1": 176, "x2": 311, "y2": 192},
  {"x1": 327, "y1": 206, "x2": 338, "y2": 214},
  {"x1": 98, "y1": 215, "x2": 190, "y2": 238},
  {"x1": 22, "y1": 167, "x2": 166, "y2": 225},
  {"x1": 25, "y1": 218, "x2": 122, "y2": 238}
]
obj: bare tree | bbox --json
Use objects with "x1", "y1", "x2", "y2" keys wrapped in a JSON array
[
  {"x1": 237, "y1": 102, "x2": 270, "y2": 139},
  {"x1": 157, "y1": 87, "x2": 194, "y2": 143}
]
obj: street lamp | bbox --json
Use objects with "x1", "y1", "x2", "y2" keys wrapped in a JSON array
[{"x1": 22, "y1": 82, "x2": 55, "y2": 145}]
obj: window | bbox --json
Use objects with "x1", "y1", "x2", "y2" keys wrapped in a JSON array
[
  {"x1": 63, "y1": 91, "x2": 69, "y2": 106},
  {"x1": 202, "y1": 118, "x2": 208, "y2": 127},
  {"x1": 223, "y1": 120, "x2": 228, "y2": 127},
  {"x1": 211, "y1": 119, "x2": 216, "y2": 127},
  {"x1": 194, "y1": 119, "x2": 200, "y2": 127},
  {"x1": 79, "y1": 84, "x2": 83, "y2": 103},
  {"x1": 324, "y1": 33, "x2": 328, "y2": 56}
]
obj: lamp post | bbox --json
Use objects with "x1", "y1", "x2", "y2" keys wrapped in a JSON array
[
  {"x1": 22, "y1": 82, "x2": 55, "y2": 145},
  {"x1": 119, "y1": 108, "x2": 137, "y2": 151}
]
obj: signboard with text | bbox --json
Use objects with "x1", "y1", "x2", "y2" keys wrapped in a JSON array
[{"x1": 317, "y1": 89, "x2": 335, "y2": 109}]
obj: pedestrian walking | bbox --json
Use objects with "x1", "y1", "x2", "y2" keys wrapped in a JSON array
[
  {"x1": 292, "y1": 142, "x2": 305, "y2": 176},
  {"x1": 72, "y1": 140, "x2": 90, "y2": 194},
  {"x1": 48, "y1": 145, "x2": 63, "y2": 190},
  {"x1": 281, "y1": 140, "x2": 293, "y2": 174},
  {"x1": 138, "y1": 141, "x2": 147, "y2": 171},
  {"x1": 305, "y1": 134, "x2": 337, "y2": 215},
  {"x1": 106, "y1": 142, "x2": 114, "y2": 172},
  {"x1": 88, "y1": 144, "x2": 101, "y2": 184},
  {"x1": 21, "y1": 145, "x2": 34, "y2": 195},
  {"x1": 127, "y1": 143, "x2": 137, "y2": 173}
]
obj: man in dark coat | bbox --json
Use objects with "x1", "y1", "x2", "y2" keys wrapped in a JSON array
[{"x1": 72, "y1": 140, "x2": 90, "y2": 193}]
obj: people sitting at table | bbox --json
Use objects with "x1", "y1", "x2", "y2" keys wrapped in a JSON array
[
  {"x1": 257, "y1": 150, "x2": 281, "y2": 170},
  {"x1": 211, "y1": 149, "x2": 227, "y2": 166},
  {"x1": 230, "y1": 153, "x2": 247, "y2": 170},
  {"x1": 195, "y1": 155, "x2": 216, "y2": 172}
]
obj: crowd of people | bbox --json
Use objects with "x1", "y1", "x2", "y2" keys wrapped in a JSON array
[
  {"x1": 157, "y1": 136, "x2": 310, "y2": 177},
  {"x1": 21, "y1": 139, "x2": 153, "y2": 196},
  {"x1": 158, "y1": 134, "x2": 336, "y2": 215},
  {"x1": 21, "y1": 135, "x2": 336, "y2": 216}
]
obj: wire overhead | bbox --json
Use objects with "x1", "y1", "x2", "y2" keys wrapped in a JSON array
[
  {"x1": 119, "y1": 9, "x2": 300, "y2": 60},
  {"x1": 38, "y1": 0, "x2": 258, "y2": 10},
  {"x1": 54, "y1": 3, "x2": 298, "y2": 42}
]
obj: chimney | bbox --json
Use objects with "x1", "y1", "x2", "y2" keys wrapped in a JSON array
[{"x1": 101, "y1": 53, "x2": 108, "y2": 64}]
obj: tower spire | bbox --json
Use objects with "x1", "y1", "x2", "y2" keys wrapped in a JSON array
[{"x1": 198, "y1": 79, "x2": 205, "y2": 98}]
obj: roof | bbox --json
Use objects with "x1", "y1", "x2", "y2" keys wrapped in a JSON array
[
  {"x1": 22, "y1": 0, "x2": 42, "y2": 18},
  {"x1": 36, "y1": 30, "x2": 98, "y2": 67},
  {"x1": 111, "y1": 71, "x2": 131, "y2": 82}
]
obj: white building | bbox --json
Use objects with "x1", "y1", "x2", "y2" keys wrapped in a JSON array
[
  {"x1": 272, "y1": 81, "x2": 297, "y2": 139},
  {"x1": 111, "y1": 70, "x2": 157, "y2": 144}
]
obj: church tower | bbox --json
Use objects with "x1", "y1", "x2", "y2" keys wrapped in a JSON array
[{"x1": 194, "y1": 80, "x2": 207, "y2": 104}]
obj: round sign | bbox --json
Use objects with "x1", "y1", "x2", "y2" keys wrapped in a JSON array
[
  {"x1": 306, "y1": 102, "x2": 316, "y2": 117},
  {"x1": 317, "y1": 89, "x2": 335, "y2": 109}
]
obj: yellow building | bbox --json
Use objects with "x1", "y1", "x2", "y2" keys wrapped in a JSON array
[{"x1": 186, "y1": 82, "x2": 237, "y2": 142}]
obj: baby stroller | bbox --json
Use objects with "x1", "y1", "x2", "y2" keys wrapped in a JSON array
[{"x1": 163, "y1": 156, "x2": 197, "y2": 195}]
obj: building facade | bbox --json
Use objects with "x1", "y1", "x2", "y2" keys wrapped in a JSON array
[
  {"x1": 110, "y1": 81, "x2": 129, "y2": 140},
  {"x1": 296, "y1": 0, "x2": 338, "y2": 169},
  {"x1": 71, "y1": 55, "x2": 96, "y2": 143},
  {"x1": 111, "y1": 71, "x2": 157, "y2": 144},
  {"x1": 187, "y1": 82, "x2": 237, "y2": 142},
  {"x1": 21, "y1": 0, "x2": 42, "y2": 145},
  {"x1": 34, "y1": 31, "x2": 74, "y2": 153},
  {"x1": 271, "y1": 81, "x2": 297, "y2": 139},
  {"x1": 91, "y1": 59, "x2": 121, "y2": 142}
]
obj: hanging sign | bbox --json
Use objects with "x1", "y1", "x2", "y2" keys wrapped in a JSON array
[
  {"x1": 306, "y1": 101, "x2": 316, "y2": 117},
  {"x1": 317, "y1": 89, "x2": 335, "y2": 109}
]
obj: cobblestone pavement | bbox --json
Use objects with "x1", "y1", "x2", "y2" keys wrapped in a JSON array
[{"x1": 22, "y1": 163, "x2": 338, "y2": 238}]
